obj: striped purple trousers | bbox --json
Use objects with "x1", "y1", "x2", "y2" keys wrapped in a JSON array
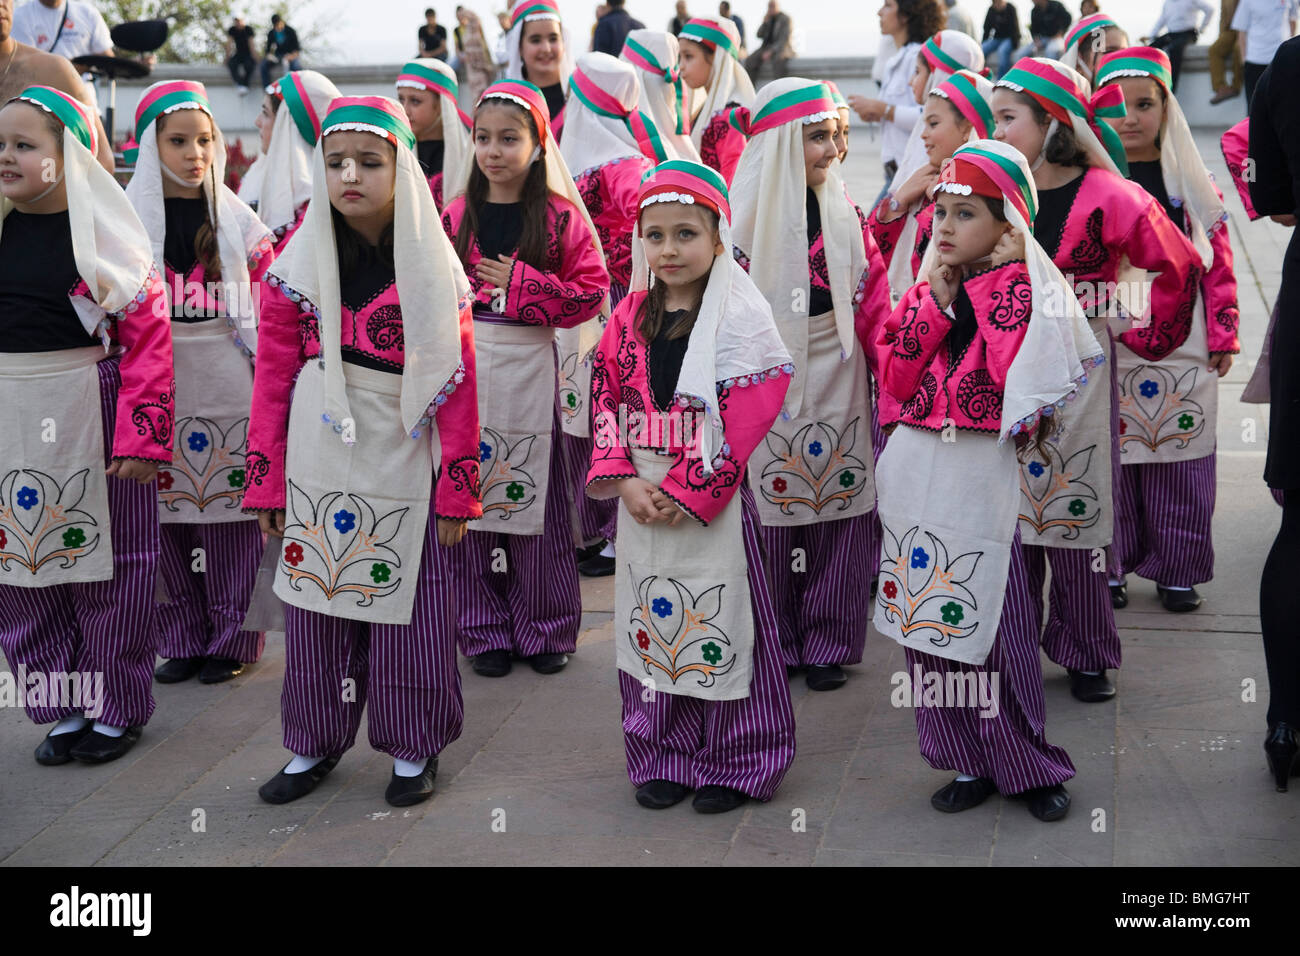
[
  {"x1": 0, "y1": 357, "x2": 160, "y2": 728},
  {"x1": 561, "y1": 432, "x2": 617, "y2": 545},
  {"x1": 450, "y1": 412, "x2": 583, "y2": 658},
  {"x1": 866, "y1": 387, "x2": 887, "y2": 581},
  {"x1": 1113, "y1": 454, "x2": 1216, "y2": 588},
  {"x1": 907, "y1": 530, "x2": 1076, "y2": 794},
  {"x1": 619, "y1": 485, "x2": 796, "y2": 801},
  {"x1": 762, "y1": 513, "x2": 872, "y2": 668},
  {"x1": 280, "y1": 496, "x2": 464, "y2": 761},
  {"x1": 156, "y1": 520, "x2": 265, "y2": 662}
]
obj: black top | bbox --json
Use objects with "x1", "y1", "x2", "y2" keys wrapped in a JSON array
[
  {"x1": 477, "y1": 201, "x2": 524, "y2": 261},
  {"x1": 541, "y1": 82, "x2": 566, "y2": 122},
  {"x1": 340, "y1": 242, "x2": 400, "y2": 373},
  {"x1": 1029, "y1": 0, "x2": 1071, "y2": 39},
  {"x1": 806, "y1": 187, "x2": 834, "y2": 317},
  {"x1": 982, "y1": 4, "x2": 1022, "y2": 45},
  {"x1": 163, "y1": 196, "x2": 207, "y2": 278},
  {"x1": 228, "y1": 24, "x2": 254, "y2": 55},
  {"x1": 946, "y1": 284, "x2": 979, "y2": 366},
  {"x1": 266, "y1": 25, "x2": 300, "y2": 57},
  {"x1": 0, "y1": 210, "x2": 97, "y2": 353},
  {"x1": 418, "y1": 22, "x2": 448, "y2": 60},
  {"x1": 649, "y1": 309, "x2": 692, "y2": 411},
  {"x1": 1031, "y1": 171, "x2": 1087, "y2": 260},
  {"x1": 417, "y1": 138, "x2": 445, "y2": 179},
  {"x1": 1128, "y1": 159, "x2": 1183, "y2": 233}
]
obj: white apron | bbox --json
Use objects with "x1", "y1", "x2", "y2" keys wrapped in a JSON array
[
  {"x1": 749, "y1": 310, "x2": 876, "y2": 526},
  {"x1": 470, "y1": 315, "x2": 557, "y2": 537},
  {"x1": 1017, "y1": 316, "x2": 1113, "y2": 550},
  {"x1": 1114, "y1": 300, "x2": 1217, "y2": 464},
  {"x1": 274, "y1": 360, "x2": 439, "y2": 625},
  {"x1": 874, "y1": 425, "x2": 1020, "y2": 666},
  {"x1": 160, "y1": 318, "x2": 256, "y2": 523},
  {"x1": 615, "y1": 448, "x2": 755, "y2": 701},
  {"x1": 0, "y1": 347, "x2": 114, "y2": 587},
  {"x1": 556, "y1": 320, "x2": 599, "y2": 439}
]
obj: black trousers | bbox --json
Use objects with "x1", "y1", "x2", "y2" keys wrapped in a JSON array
[
  {"x1": 1261, "y1": 489, "x2": 1300, "y2": 727},
  {"x1": 1244, "y1": 60, "x2": 1269, "y2": 111},
  {"x1": 227, "y1": 51, "x2": 256, "y2": 87},
  {"x1": 1151, "y1": 29, "x2": 1197, "y2": 92}
]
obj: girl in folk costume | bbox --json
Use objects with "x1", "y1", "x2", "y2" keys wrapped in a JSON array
[
  {"x1": 1057, "y1": 14, "x2": 1130, "y2": 84},
  {"x1": 124, "y1": 81, "x2": 275, "y2": 687},
  {"x1": 728, "y1": 79, "x2": 893, "y2": 691},
  {"x1": 560, "y1": 52, "x2": 670, "y2": 578},
  {"x1": 621, "y1": 30, "x2": 701, "y2": 163},
  {"x1": 586, "y1": 160, "x2": 797, "y2": 813},
  {"x1": 442, "y1": 80, "x2": 609, "y2": 678},
  {"x1": 242, "y1": 96, "x2": 482, "y2": 807},
  {"x1": 1094, "y1": 47, "x2": 1238, "y2": 612},
  {"x1": 677, "y1": 15, "x2": 754, "y2": 184},
  {"x1": 503, "y1": 0, "x2": 574, "y2": 138},
  {"x1": 252, "y1": 71, "x2": 342, "y2": 256},
  {"x1": 0, "y1": 88, "x2": 173, "y2": 764},
  {"x1": 990, "y1": 58, "x2": 1200, "y2": 703},
  {"x1": 395, "y1": 57, "x2": 472, "y2": 212},
  {"x1": 827, "y1": 82, "x2": 852, "y2": 164},
  {"x1": 872, "y1": 140, "x2": 1103, "y2": 820}
]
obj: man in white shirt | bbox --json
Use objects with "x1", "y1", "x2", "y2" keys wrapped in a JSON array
[
  {"x1": 1233, "y1": 0, "x2": 1299, "y2": 106},
  {"x1": 1142, "y1": 0, "x2": 1216, "y2": 91},
  {"x1": 11, "y1": 0, "x2": 112, "y2": 114}
]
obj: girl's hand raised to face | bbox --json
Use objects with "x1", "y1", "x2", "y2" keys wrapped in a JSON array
[
  {"x1": 989, "y1": 226, "x2": 1025, "y2": 268},
  {"x1": 616, "y1": 477, "x2": 666, "y2": 525},
  {"x1": 927, "y1": 261, "x2": 962, "y2": 311},
  {"x1": 476, "y1": 254, "x2": 514, "y2": 292}
]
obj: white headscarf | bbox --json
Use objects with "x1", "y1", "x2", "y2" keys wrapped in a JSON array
[
  {"x1": 396, "y1": 57, "x2": 473, "y2": 199},
  {"x1": 679, "y1": 16, "x2": 755, "y2": 151},
  {"x1": 729, "y1": 77, "x2": 862, "y2": 420},
  {"x1": 268, "y1": 96, "x2": 470, "y2": 443},
  {"x1": 561, "y1": 52, "x2": 661, "y2": 176},
  {"x1": 258, "y1": 70, "x2": 341, "y2": 237},
  {"x1": 621, "y1": 29, "x2": 701, "y2": 162}
]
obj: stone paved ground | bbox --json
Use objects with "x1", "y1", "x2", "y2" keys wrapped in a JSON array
[{"x1": 1, "y1": 130, "x2": 1296, "y2": 867}]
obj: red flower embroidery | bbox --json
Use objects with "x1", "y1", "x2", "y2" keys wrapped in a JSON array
[
  {"x1": 0, "y1": 528, "x2": 6, "y2": 549},
  {"x1": 882, "y1": 580, "x2": 898, "y2": 599},
  {"x1": 772, "y1": 477, "x2": 788, "y2": 493},
  {"x1": 284, "y1": 542, "x2": 305, "y2": 567},
  {"x1": 636, "y1": 628, "x2": 650, "y2": 650},
  {"x1": 156, "y1": 470, "x2": 174, "y2": 490},
  {"x1": 1119, "y1": 420, "x2": 1128, "y2": 434}
]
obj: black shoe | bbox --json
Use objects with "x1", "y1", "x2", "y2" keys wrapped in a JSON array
[
  {"x1": 1264, "y1": 723, "x2": 1299, "y2": 792},
  {"x1": 692, "y1": 784, "x2": 747, "y2": 813},
  {"x1": 34, "y1": 723, "x2": 94, "y2": 766},
  {"x1": 635, "y1": 778, "x2": 689, "y2": 809},
  {"x1": 1068, "y1": 669, "x2": 1116, "y2": 703},
  {"x1": 785, "y1": 664, "x2": 800, "y2": 679},
  {"x1": 198, "y1": 657, "x2": 245, "y2": 684},
  {"x1": 930, "y1": 776, "x2": 997, "y2": 812},
  {"x1": 1019, "y1": 783, "x2": 1071, "y2": 821},
  {"x1": 869, "y1": 578, "x2": 879, "y2": 600},
  {"x1": 805, "y1": 664, "x2": 848, "y2": 691},
  {"x1": 258, "y1": 755, "x2": 341, "y2": 804},
  {"x1": 577, "y1": 553, "x2": 616, "y2": 577},
  {"x1": 575, "y1": 540, "x2": 605, "y2": 564},
  {"x1": 529, "y1": 652, "x2": 569, "y2": 674},
  {"x1": 154, "y1": 657, "x2": 203, "y2": 683},
  {"x1": 1109, "y1": 581, "x2": 1128, "y2": 609},
  {"x1": 69, "y1": 726, "x2": 143, "y2": 764},
  {"x1": 471, "y1": 649, "x2": 512, "y2": 677},
  {"x1": 1157, "y1": 585, "x2": 1203, "y2": 612},
  {"x1": 385, "y1": 757, "x2": 438, "y2": 807}
]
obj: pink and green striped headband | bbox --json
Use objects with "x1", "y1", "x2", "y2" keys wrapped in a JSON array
[
  {"x1": 622, "y1": 36, "x2": 688, "y2": 135},
  {"x1": 511, "y1": 0, "x2": 561, "y2": 29},
  {"x1": 728, "y1": 81, "x2": 837, "y2": 138},
  {"x1": 570, "y1": 67, "x2": 669, "y2": 162},
  {"x1": 638, "y1": 159, "x2": 731, "y2": 222},
  {"x1": 277, "y1": 71, "x2": 325, "y2": 146},
  {"x1": 939, "y1": 142, "x2": 1037, "y2": 224},
  {"x1": 396, "y1": 60, "x2": 473, "y2": 130},
  {"x1": 15, "y1": 85, "x2": 96, "y2": 153},
  {"x1": 478, "y1": 78, "x2": 551, "y2": 142},
  {"x1": 921, "y1": 34, "x2": 987, "y2": 79},
  {"x1": 1064, "y1": 13, "x2": 1120, "y2": 54},
  {"x1": 679, "y1": 17, "x2": 740, "y2": 59},
  {"x1": 930, "y1": 69, "x2": 994, "y2": 138},
  {"x1": 998, "y1": 60, "x2": 1128, "y2": 174},
  {"x1": 133, "y1": 80, "x2": 211, "y2": 142},
  {"x1": 1094, "y1": 46, "x2": 1174, "y2": 94},
  {"x1": 322, "y1": 96, "x2": 416, "y2": 151}
]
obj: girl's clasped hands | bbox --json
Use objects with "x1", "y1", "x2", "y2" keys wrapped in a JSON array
[{"x1": 616, "y1": 477, "x2": 686, "y2": 526}]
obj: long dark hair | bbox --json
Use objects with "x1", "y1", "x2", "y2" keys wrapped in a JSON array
[
  {"x1": 332, "y1": 205, "x2": 396, "y2": 276},
  {"x1": 635, "y1": 207, "x2": 719, "y2": 343},
  {"x1": 453, "y1": 100, "x2": 551, "y2": 269},
  {"x1": 158, "y1": 110, "x2": 224, "y2": 281},
  {"x1": 899, "y1": 0, "x2": 946, "y2": 43}
]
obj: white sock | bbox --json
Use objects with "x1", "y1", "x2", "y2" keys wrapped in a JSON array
[
  {"x1": 955, "y1": 773, "x2": 979, "y2": 782},
  {"x1": 599, "y1": 540, "x2": 615, "y2": 558},
  {"x1": 1108, "y1": 575, "x2": 1124, "y2": 586},
  {"x1": 91, "y1": 721, "x2": 125, "y2": 738},
  {"x1": 1079, "y1": 670, "x2": 1102, "y2": 676},
  {"x1": 284, "y1": 753, "x2": 324, "y2": 774},
  {"x1": 393, "y1": 757, "x2": 428, "y2": 777},
  {"x1": 1160, "y1": 584, "x2": 1191, "y2": 591},
  {"x1": 50, "y1": 716, "x2": 90, "y2": 736}
]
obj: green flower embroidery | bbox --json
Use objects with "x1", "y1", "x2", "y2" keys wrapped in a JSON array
[
  {"x1": 566, "y1": 392, "x2": 577, "y2": 408},
  {"x1": 1177, "y1": 413, "x2": 1195, "y2": 431},
  {"x1": 227, "y1": 470, "x2": 245, "y2": 488},
  {"x1": 61, "y1": 527, "x2": 86, "y2": 549},
  {"x1": 839, "y1": 471, "x2": 856, "y2": 488},
  {"x1": 1068, "y1": 499, "x2": 1088, "y2": 517},
  {"x1": 369, "y1": 562, "x2": 391, "y2": 583},
  {"x1": 506, "y1": 482, "x2": 525, "y2": 501},
  {"x1": 701, "y1": 642, "x2": 722, "y2": 665},
  {"x1": 940, "y1": 602, "x2": 964, "y2": 625}
]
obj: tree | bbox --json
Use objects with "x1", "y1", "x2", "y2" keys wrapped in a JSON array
[{"x1": 99, "y1": 0, "x2": 337, "y2": 65}]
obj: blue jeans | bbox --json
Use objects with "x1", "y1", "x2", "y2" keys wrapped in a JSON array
[
  {"x1": 259, "y1": 56, "x2": 301, "y2": 90},
  {"x1": 982, "y1": 36, "x2": 1013, "y2": 79},
  {"x1": 1011, "y1": 37, "x2": 1063, "y2": 68}
]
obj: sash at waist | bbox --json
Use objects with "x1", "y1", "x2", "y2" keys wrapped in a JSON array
[{"x1": 0, "y1": 345, "x2": 109, "y2": 376}]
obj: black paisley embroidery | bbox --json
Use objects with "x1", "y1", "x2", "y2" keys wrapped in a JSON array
[
  {"x1": 365, "y1": 304, "x2": 404, "y2": 351},
  {"x1": 1214, "y1": 306, "x2": 1238, "y2": 334},
  {"x1": 443, "y1": 453, "x2": 482, "y2": 500},
  {"x1": 987, "y1": 274, "x2": 1033, "y2": 331},
  {"x1": 955, "y1": 368, "x2": 1001, "y2": 422},
  {"x1": 244, "y1": 449, "x2": 271, "y2": 488},
  {"x1": 893, "y1": 300, "x2": 928, "y2": 361},
  {"x1": 578, "y1": 172, "x2": 604, "y2": 219},
  {"x1": 1067, "y1": 207, "x2": 1107, "y2": 276},
  {"x1": 132, "y1": 382, "x2": 175, "y2": 448},
  {"x1": 547, "y1": 209, "x2": 570, "y2": 272},
  {"x1": 900, "y1": 371, "x2": 938, "y2": 421},
  {"x1": 299, "y1": 314, "x2": 320, "y2": 354}
]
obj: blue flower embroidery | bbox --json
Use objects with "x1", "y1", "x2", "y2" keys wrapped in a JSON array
[
  {"x1": 15, "y1": 486, "x2": 38, "y2": 510},
  {"x1": 188, "y1": 431, "x2": 209, "y2": 452},
  {"x1": 1139, "y1": 379, "x2": 1159, "y2": 399},
  {"x1": 651, "y1": 596, "x2": 674, "y2": 618},
  {"x1": 479, "y1": 440, "x2": 492, "y2": 462},
  {"x1": 333, "y1": 509, "x2": 356, "y2": 534},
  {"x1": 807, "y1": 440, "x2": 824, "y2": 457},
  {"x1": 911, "y1": 547, "x2": 929, "y2": 569},
  {"x1": 1027, "y1": 461, "x2": 1045, "y2": 478}
]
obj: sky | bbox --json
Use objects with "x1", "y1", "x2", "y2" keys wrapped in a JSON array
[{"x1": 292, "y1": 0, "x2": 1185, "y2": 64}]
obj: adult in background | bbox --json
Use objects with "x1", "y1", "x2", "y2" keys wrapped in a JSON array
[
  {"x1": 744, "y1": 0, "x2": 795, "y2": 80},
  {"x1": 1010, "y1": 0, "x2": 1071, "y2": 62},
  {"x1": 1081, "y1": 0, "x2": 1100, "y2": 14},
  {"x1": 456, "y1": 6, "x2": 495, "y2": 105},
  {"x1": 418, "y1": 7, "x2": 448, "y2": 60},
  {"x1": 1248, "y1": 34, "x2": 1300, "y2": 792},
  {"x1": 1233, "y1": 0, "x2": 1298, "y2": 107},
  {"x1": 260, "y1": 14, "x2": 301, "y2": 89},
  {"x1": 11, "y1": 0, "x2": 111, "y2": 114},
  {"x1": 720, "y1": 1, "x2": 744, "y2": 52},
  {"x1": 0, "y1": 0, "x2": 113, "y2": 171},
  {"x1": 1142, "y1": 0, "x2": 1215, "y2": 91},
  {"x1": 671, "y1": 0, "x2": 690, "y2": 34},
  {"x1": 982, "y1": 0, "x2": 1021, "y2": 78},
  {"x1": 593, "y1": 0, "x2": 644, "y2": 55},
  {"x1": 848, "y1": 0, "x2": 946, "y2": 207},
  {"x1": 1208, "y1": 0, "x2": 1245, "y2": 102},
  {"x1": 226, "y1": 16, "x2": 256, "y2": 93},
  {"x1": 944, "y1": 0, "x2": 978, "y2": 38}
]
